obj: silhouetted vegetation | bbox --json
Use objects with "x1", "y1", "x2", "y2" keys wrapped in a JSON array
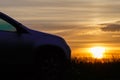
[
  {"x1": 17, "y1": 58, "x2": 120, "y2": 80},
  {"x1": 66, "y1": 58, "x2": 120, "y2": 80}
]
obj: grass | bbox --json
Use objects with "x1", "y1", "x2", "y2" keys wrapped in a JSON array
[
  {"x1": 66, "y1": 58, "x2": 120, "y2": 80},
  {"x1": 15, "y1": 57, "x2": 120, "y2": 80}
]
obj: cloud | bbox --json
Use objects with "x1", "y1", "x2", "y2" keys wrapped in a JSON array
[
  {"x1": 101, "y1": 24, "x2": 120, "y2": 32},
  {"x1": 116, "y1": 21, "x2": 120, "y2": 24},
  {"x1": 0, "y1": 0, "x2": 90, "y2": 7}
]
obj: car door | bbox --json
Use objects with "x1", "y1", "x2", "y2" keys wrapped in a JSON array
[
  {"x1": 0, "y1": 17, "x2": 35, "y2": 65},
  {"x1": 0, "y1": 18, "x2": 21, "y2": 64}
]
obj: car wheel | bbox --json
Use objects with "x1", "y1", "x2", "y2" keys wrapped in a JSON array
[{"x1": 34, "y1": 46, "x2": 69, "y2": 80}]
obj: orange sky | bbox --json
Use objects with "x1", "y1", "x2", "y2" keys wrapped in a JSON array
[{"x1": 0, "y1": 0, "x2": 120, "y2": 58}]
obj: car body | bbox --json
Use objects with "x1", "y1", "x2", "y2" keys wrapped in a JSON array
[{"x1": 0, "y1": 12, "x2": 71, "y2": 65}]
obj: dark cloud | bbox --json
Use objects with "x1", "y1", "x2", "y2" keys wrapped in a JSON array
[
  {"x1": 101, "y1": 24, "x2": 120, "y2": 32},
  {"x1": 116, "y1": 21, "x2": 120, "y2": 23}
]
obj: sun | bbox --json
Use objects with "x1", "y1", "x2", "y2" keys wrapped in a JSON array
[{"x1": 90, "y1": 46, "x2": 106, "y2": 59}]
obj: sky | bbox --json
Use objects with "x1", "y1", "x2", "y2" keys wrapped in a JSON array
[{"x1": 0, "y1": 0, "x2": 120, "y2": 58}]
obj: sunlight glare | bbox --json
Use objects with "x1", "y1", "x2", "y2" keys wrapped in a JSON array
[{"x1": 90, "y1": 46, "x2": 106, "y2": 59}]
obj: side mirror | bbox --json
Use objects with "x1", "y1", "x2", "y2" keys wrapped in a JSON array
[{"x1": 16, "y1": 24, "x2": 28, "y2": 35}]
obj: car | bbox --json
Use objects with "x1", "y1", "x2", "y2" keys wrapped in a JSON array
[{"x1": 0, "y1": 12, "x2": 71, "y2": 79}]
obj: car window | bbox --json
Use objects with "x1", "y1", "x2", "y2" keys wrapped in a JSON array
[{"x1": 0, "y1": 18, "x2": 16, "y2": 32}]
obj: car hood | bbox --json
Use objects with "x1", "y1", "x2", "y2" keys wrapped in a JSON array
[
  {"x1": 29, "y1": 29, "x2": 71, "y2": 59},
  {"x1": 29, "y1": 29, "x2": 64, "y2": 40}
]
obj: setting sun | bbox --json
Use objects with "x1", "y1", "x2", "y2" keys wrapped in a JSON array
[{"x1": 90, "y1": 46, "x2": 106, "y2": 59}]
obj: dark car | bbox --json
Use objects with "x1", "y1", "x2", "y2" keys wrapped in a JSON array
[{"x1": 0, "y1": 12, "x2": 71, "y2": 79}]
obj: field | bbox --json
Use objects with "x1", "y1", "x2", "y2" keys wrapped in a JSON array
[
  {"x1": 10, "y1": 58, "x2": 120, "y2": 80},
  {"x1": 65, "y1": 58, "x2": 120, "y2": 80}
]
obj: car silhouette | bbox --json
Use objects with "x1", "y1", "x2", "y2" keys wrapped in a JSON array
[{"x1": 0, "y1": 12, "x2": 71, "y2": 78}]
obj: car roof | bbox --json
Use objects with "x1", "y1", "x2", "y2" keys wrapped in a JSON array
[{"x1": 0, "y1": 12, "x2": 5, "y2": 15}]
